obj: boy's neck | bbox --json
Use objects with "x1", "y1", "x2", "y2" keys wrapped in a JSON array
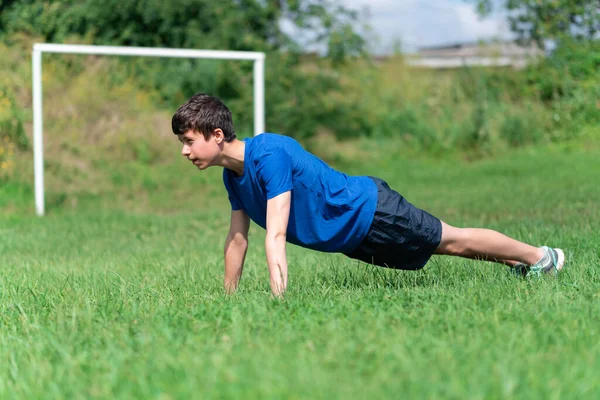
[{"x1": 219, "y1": 138, "x2": 245, "y2": 176}]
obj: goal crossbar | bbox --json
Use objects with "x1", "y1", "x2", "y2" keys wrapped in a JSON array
[{"x1": 32, "y1": 43, "x2": 266, "y2": 216}]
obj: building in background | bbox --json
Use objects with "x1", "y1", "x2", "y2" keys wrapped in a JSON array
[{"x1": 405, "y1": 41, "x2": 544, "y2": 69}]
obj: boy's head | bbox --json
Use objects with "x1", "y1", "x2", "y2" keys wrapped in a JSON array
[{"x1": 171, "y1": 93, "x2": 236, "y2": 142}]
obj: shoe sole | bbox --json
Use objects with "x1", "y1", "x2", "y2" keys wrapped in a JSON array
[{"x1": 552, "y1": 248, "x2": 565, "y2": 273}]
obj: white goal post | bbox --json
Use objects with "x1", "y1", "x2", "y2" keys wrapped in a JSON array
[{"x1": 32, "y1": 43, "x2": 266, "y2": 216}]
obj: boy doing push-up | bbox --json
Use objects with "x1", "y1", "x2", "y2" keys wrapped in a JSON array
[{"x1": 172, "y1": 93, "x2": 565, "y2": 296}]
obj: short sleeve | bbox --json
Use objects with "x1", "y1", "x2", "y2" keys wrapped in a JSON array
[
  {"x1": 255, "y1": 147, "x2": 293, "y2": 199},
  {"x1": 222, "y1": 169, "x2": 242, "y2": 210}
]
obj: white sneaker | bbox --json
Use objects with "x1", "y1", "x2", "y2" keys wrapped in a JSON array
[
  {"x1": 510, "y1": 246, "x2": 565, "y2": 278},
  {"x1": 526, "y1": 246, "x2": 565, "y2": 277}
]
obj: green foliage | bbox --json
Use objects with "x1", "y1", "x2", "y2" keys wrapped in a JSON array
[
  {"x1": 471, "y1": 0, "x2": 599, "y2": 122},
  {"x1": 0, "y1": 37, "x2": 30, "y2": 165},
  {"x1": 375, "y1": 105, "x2": 436, "y2": 145},
  {"x1": 0, "y1": 0, "x2": 597, "y2": 174},
  {"x1": 500, "y1": 111, "x2": 543, "y2": 148},
  {"x1": 470, "y1": 0, "x2": 599, "y2": 145},
  {"x1": 0, "y1": 85, "x2": 27, "y2": 151},
  {"x1": 522, "y1": 39, "x2": 600, "y2": 141},
  {"x1": 327, "y1": 60, "x2": 564, "y2": 157},
  {"x1": 0, "y1": 135, "x2": 15, "y2": 181},
  {"x1": 0, "y1": 0, "x2": 366, "y2": 56},
  {"x1": 472, "y1": 0, "x2": 600, "y2": 48},
  {"x1": 526, "y1": 39, "x2": 600, "y2": 101},
  {"x1": 0, "y1": 83, "x2": 28, "y2": 181},
  {"x1": 0, "y1": 0, "x2": 369, "y2": 137}
]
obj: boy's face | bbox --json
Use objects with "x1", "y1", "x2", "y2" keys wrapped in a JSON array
[{"x1": 178, "y1": 129, "x2": 222, "y2": 170}]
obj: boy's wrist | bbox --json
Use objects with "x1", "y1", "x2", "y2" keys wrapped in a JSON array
[{"x1": 265, "y1": 237, "x2": 288, "y2": 297}]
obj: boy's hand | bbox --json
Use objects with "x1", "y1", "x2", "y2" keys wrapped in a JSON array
[{"x1": 265, "y1": 191, "x2": 291, "y2": 297}]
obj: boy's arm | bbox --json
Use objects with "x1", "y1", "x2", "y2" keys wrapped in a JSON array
[
  {"x1": 224, "y1": 209, "x2": 250, "y2": 294},
  {"x1": 265, "y1": 191, "x2": 291, "y2": 297}
]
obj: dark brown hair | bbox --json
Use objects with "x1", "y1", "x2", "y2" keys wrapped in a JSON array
[{"x1": 171, "y1": 93, "x2": 236, "y2": 141}]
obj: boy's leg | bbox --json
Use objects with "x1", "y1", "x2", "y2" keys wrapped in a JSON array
[{"x1": 434, "y1": 221, "x2": 544, "y2": 266}]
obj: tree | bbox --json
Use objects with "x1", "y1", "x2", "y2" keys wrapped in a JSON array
[
  {"x1": 0, "y1": 0, "x2": 366, "y2": 59},
  {"x1": 472, "y1": 0, "x2": 600, "y2": 49},
  {"x1": 0, "y1": 0, "x2": 371, "y2": 139}
]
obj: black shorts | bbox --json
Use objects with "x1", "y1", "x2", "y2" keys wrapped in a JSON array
[{"x1": 344, "y1": 177, "x2": 442, "y2": 270}]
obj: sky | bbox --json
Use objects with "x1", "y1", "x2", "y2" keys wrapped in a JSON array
[{"x1": 338, "y1": 0, "x2": 513, "y2": 53}]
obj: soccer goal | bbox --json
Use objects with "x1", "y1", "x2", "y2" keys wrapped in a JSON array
[{"x1": 32, "y1": 43, "x2": 266, "y2": 216}]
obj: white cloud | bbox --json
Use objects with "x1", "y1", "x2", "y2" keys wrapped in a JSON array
[
  {"x1": 338, "y1": 0, "x2": 513, "y2": 53},
  {"x1": 455, "y1": 3, "x2": 509, "y2": 39}
]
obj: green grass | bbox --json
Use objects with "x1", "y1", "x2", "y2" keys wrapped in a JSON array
[{"x1": 1, "y1": 141, "x2": 599, "y2": 399}]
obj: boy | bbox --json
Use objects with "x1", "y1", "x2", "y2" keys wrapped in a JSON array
[{"x1": 172, "y1": 93, "x2": 565, "y2": 296}]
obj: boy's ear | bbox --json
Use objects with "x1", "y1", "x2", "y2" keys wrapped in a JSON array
[{"x1": 212, "y1": 128, "x2": 225, "y2": 144}]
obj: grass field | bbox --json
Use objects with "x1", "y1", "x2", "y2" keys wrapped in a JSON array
[{"x1": 1, "y1": 139, "x2": 599, "y2": 399}]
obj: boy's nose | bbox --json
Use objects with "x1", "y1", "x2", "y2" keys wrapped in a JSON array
[{"x1": 181, "y1": 144, "x2": 191, "y2": 156}]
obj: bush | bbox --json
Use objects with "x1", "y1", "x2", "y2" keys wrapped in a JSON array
[
  {"x1": 374, "y1": 105, "x2": 436, "y2": 145},
  {"x1": 0, "y1": 85, "x2": 28, "y2": 181},
  {"x1": 500, "y1": 111, "x2": 543, "y2": 148},
  {"x1": 527, "y1": 40, "x2": 600, "y2": 101},
  {"x1": 0, "y1": 135, "x2": 15, "y2": 181}
]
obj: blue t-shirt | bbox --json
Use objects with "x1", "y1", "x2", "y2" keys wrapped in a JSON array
[{"x1": 222, "y1": 133, "x2": 377, "y2": 254}]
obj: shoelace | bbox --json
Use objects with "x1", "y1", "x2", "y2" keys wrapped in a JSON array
[{"x1": 526, "y1": 247, "x2": 557, "y2": 278}]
